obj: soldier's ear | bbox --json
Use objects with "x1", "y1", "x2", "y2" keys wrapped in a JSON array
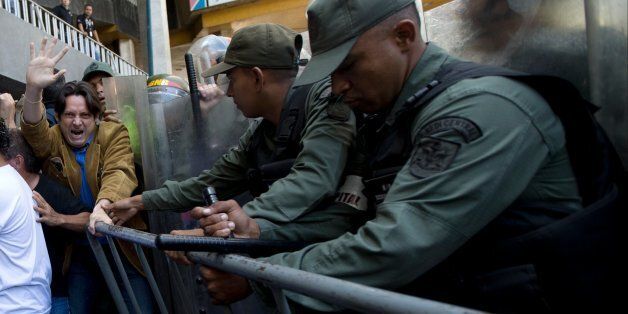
[
  {"x1": 250, "y1": 67, "x2": 264, "y2": 92},
  {"x1": 394, "y1": 20, "x2": 417, "y2": 52}
]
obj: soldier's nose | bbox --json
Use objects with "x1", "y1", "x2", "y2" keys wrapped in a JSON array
[{"x1": 331, "y1": 75, "x2": 351, "y2": 95}]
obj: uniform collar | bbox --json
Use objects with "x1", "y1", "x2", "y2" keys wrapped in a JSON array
[{"x1": 384, "y1": 43, "x2": 454, "y2": 126}]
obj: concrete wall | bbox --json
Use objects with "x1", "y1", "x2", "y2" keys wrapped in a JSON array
[{"x1": 0, "y1": 9, "x2": 97, "y2": 97}]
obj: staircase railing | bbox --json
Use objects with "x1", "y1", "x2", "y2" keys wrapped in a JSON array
[{"x1": 1, "y1": 0, "x2": 146, "y2": 76}]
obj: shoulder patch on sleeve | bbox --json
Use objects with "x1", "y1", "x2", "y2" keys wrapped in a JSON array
[
  {"x1": 410, "y1": 137, "x2": 460, "y2": 178},
  {"x1": 419, "y1": 117, "x2": 482, "y2": 143},
  {"x1": 410, "y1": 116, "x2": 481, "y2": 178},
  {"x1": 326, "y1": 98, "x2": 351, "y2": 122}
]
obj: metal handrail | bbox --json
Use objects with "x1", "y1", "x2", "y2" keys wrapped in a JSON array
[
  {"x1": 1, "y1": 0, "x2": 146, "y2": 76},
  {"x1": 91, "y1": 222, "x2": 483, "y2": 314}
]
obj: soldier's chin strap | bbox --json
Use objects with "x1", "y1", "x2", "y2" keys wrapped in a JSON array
[
  {"x1": 294, "y1": 34, "x2": 303, "y2": 67},
  {"x1": 272, "y1": 34, "x2": 314, "y2": 159},
  {"x1": 294, "y1": 34, "x2": 309, "y2": 66}
]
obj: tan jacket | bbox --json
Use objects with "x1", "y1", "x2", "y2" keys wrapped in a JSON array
[{"x1": 21, "y1": 110, "x2": 147, "y2": 273}]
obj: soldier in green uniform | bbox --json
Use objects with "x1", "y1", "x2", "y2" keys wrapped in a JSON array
[
  {"x1": 91, "y1": 23, "x2": 360, "y2": 242},
  {"x1": 195, "y1": 0, "x2": 587, "y2": 311}
]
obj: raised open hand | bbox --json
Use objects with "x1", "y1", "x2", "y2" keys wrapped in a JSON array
[{"x1": 26, "y1": 38, "x2": 69, "y2": 90}]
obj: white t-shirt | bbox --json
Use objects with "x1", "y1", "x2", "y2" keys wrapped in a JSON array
[{"x1": 0, "y1": 165, "x2": 51, "y2": 313}]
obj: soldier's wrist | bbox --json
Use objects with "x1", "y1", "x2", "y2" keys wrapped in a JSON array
[
  {"x1": 248, "y1": 219, "x2": 261, "y2": 239},
  {"x1": 133, "y1": 194, "x2": 145, "y2": 211}
]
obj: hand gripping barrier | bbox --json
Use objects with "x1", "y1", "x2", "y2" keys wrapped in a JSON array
[{"x1": 89, "y1": 222, "x2": 483, "y2": 314}]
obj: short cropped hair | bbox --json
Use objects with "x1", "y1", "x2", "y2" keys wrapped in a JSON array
[
  {"x1": 6, "y1": 129, "x2": 41, "y2": 174},
  {"x1": 375, "y1": 3, "x2": 421, "y2": 39},
  {"x1": 55, "y1": 81, "x2": 101, "y2": 117},
  {"x1": 262, "y1": 67, "x2": 299, "y2": 81}
]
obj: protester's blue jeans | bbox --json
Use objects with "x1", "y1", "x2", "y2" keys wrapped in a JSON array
[
  {"x1": 68, "y1": 243, "x2": 154, "y2": 314},
  {"x1": 51, "y1": 297, "x2": 69, "y2": 314}
]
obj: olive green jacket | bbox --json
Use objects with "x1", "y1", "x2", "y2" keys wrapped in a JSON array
[
  {"x1": 261, "y1": 44, "x2": 582, "y2": 311},
  {"x1": 142, "y1": 78, "x2": 359, "y2": 241}
]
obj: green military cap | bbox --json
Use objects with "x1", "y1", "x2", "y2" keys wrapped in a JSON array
[
  {"x1": 202, "y1": 23, "x2": 299, "y2": 78},
  {"x1": 295, "y1": 0, "x2": 416, "y2": 86},
  {"x1": 82, "y1": 61, "x2": 115, "y2": 81}
]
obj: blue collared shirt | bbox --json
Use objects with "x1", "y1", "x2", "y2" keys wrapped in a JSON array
[{"x1": 72, "y1": 136, "x2": 95, "y2": 208}]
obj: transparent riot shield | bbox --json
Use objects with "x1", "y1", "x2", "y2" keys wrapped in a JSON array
[
  {"x1": 424, "y1": 0, "x2": 627, "y2": 166},
  {"x1": 188, "y1": 34, "x2": 230, "y2": 85},
  {"x1": 106, "y1": 72, "x2": 250, "y2": 312},
  {"x1": 102, "y1": 76, "x2": 147, "y2": 166},
  {"x1": 137, "y1": 85, "x2": 249, "y2": 192},
  {"x1": 424, "y1": 0, "x2": 589, "y2": 96},
  {"x1": 185, "y1": 35, "x2": 264, "y2": 313}
]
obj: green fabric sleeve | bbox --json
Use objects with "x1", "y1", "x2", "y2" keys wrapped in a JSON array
[
  {"x1": 244, "y1": 80, "x2": 357, "y2": 237},
  {"x1": 255, "y1": 203, "x2": 368, "y2": 242},
  {"x1": 261, "y1": 87, "x2": 559, "y2": 311}
]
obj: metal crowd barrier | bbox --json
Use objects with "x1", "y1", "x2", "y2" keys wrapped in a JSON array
[
  {"x1": 1, "y1": 0, "x2": 146, "y2": 76},
  {"x1": 89, "y1": 222, "x2": 482, "y2": 314}
]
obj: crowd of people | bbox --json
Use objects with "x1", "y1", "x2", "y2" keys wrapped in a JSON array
[
  {"x1": 1, "y1": 0, "x2": 623, "y2": 313},
  {"x1": 1, "y1": 37, "x2": 152, "y2": 312}
]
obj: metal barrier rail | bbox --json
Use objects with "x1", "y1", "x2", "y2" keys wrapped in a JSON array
[
  {"x1": 1, "y1": 0, "x2": 146, "y2": 76},
  {"x1": 90, "y1": 222, "x2": 483, "y2": 314}
]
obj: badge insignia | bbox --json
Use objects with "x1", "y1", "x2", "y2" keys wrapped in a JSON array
[
  {"x1": 410, "y1": 137, "x2": 460, "y2": 178},
  {"x1": 419, "y1": 117, "x2": 482, "y2": 143},
  {"x1": 410, "y1": 116, "x2": 482, "y2": 178}
]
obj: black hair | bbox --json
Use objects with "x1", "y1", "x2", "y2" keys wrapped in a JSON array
[
  {"x1": 0, "y1": 118, "x2": 9, "y2": 158},
  {"x1": 43, "y1": 69, "x2": 66, "y2": 109},
  {"x1": 5, "y1": 129, "x2": 41, "y2": 173},
  {"x1": 85, "y1": 3, "x2": 93, "y2": 9},
  {"x1": 55, "y1": 81, "x2": 101, "y2": 117}
]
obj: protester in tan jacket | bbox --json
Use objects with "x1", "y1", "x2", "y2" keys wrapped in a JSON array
[
  {"x1": 19, "y1": 37, "x2": 153, "y2": 313},
  {"x1": 20, "y1": 96, "x2": 138, "y2": 205}
]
